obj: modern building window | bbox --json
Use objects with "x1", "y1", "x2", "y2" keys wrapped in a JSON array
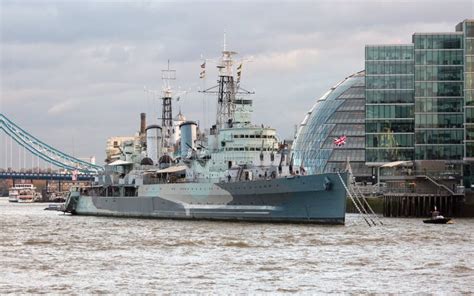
[
  {"x1": 366, "y1": 120, "x2": 414, "y2": 133},
  {"x1": 415, "y1": 98, "x2": 462, "y2": 112},
  {"x1": 415, "y1": 145, "x2": 463, "y2": 160},
  {"x1": 366, "y1": 148, "x2": 414, "y2": 162},
  {"x1": 466, "y1": 108, "x2": 474, "y2": 123},
  {"x1": 466, "y1": 143, "x2": 474, "y2": 158},
  {"x1": 366, "y1": 134, "x2": 414, "y2": 147},
  {"x1": 466, "y1": 22, "x2": 474, "y2": 38},
  {"x1": 415, "y1": 130, "x2": 463, "y2": 144},
  {"x1": 466, "y1": 90, "x2": 474, "y2": 106},
  {"x1": 466, "y1": 39, "x2": 474, "y2": 54},
  {"x1": 415, "y1": 114, "x2": 463, "y2": 128},
  {"x1": 467, "y1": 126, "x2": 474, "y2": 141}
]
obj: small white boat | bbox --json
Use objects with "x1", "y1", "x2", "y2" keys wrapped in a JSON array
[
  {"x1": 8, "y1": 189, "x2": 18, "y2": 202},
  {"x1": 423, "y1": 206, "x2": 452, "y2": 224},
  {"x1": 44, "y1": 203, "x2": 65, "y2": 211},
  {"x1": 9, "y1": 184, "x2": 38, "y2": 203}
]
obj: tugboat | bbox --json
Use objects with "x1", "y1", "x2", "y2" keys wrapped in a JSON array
[
  {"x1": 63, "y1": 43, "x2": 349, "y2": 224},
  {"x1": 423, "y1": 206, "x2": 451, "y2": 224}
]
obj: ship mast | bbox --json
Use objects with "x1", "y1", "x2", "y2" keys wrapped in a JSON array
[
  {"x1": 161, "y1": 60, "x2": 176, "y2": 148},
  {"x1": 200, "y1": 35, "x2": 254, "y2": 130},
  {"x1": 216, "y1": 47, "x2": 237, "y2": 129}
]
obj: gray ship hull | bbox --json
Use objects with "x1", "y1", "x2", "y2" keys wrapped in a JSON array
[{"x1": 66, "y1": 173, "x2": 348, "y2": 224}]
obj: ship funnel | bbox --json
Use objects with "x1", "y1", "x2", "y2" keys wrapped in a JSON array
[
  {"x1": 140, "y1": 113, "x2": 146, "y2": 135},
  {"x1": 179, "y1": 121, "x2": 197, "y2": 158},
  {"x1": 146, "y1": 125, "x2": 162, "y2": 164}
]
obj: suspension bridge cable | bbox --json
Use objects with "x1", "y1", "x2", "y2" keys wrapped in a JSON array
[{"x1": 1, "y1": 113, "x2": 102, "y2": 174}]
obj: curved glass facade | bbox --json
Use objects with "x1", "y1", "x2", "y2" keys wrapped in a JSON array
[{"x1": 293, "y1": 71, "x2": 371, "y2": 178}]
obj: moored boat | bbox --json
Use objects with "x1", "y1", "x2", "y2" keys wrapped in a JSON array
[
  {"x1": 423, "y1": 207, "x2": 451, "y2": 224},
  {"x1": 9, "y1": 184, "x2": 38, "y2": 203},
  {"x1": 64, "y1": 43, "x2": 349, "y2": 224},
  {"x1": 8, "y1": 189, "x2": 18, "y2": 203},
  {"x1": 17, "y1": 184, "x2": 38, "y2": 203},
  {"x1": 423, "y1": 218, "x2": 451, "y2": 224}
]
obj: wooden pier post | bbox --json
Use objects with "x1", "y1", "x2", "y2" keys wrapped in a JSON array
[
  {"x1": 448, "y1": 196, "x2": 453, "y2": 216},
  {"x1": 383, "y1": 196, "x2": 387, "y2": 217}
]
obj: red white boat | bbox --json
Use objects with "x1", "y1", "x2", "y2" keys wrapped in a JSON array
[{"x1": 9, "y1": 184, "x2": 38, "y2": 203}]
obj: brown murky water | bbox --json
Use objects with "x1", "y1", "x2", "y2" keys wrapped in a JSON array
[{"x1": 1, "y1": 199, "x2": 473, "y2": 294}]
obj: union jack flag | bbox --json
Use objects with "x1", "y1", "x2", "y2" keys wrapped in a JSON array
[
  {"x1": 71, "y1": 169, "x2": 79, "y2": 181},
  {"x1": 333, "y1": 135, "x2": 347, "y2": 147}
]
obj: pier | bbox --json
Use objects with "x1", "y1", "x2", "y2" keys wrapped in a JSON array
[{"x1": 382, "y1": 194, "x2": 462, "y2": 218}]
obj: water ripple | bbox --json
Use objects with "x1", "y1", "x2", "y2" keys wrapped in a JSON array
[{"x1": 0, "y1": 200, "x2": 473, "y2": 294}]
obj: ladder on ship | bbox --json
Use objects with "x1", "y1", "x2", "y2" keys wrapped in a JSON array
[
  {"x1": 337, "y1": 170, "x2": 384, "y2": 227},
  {"x1": 353, "y1": 179, "x2": 383, "y2": 225}
]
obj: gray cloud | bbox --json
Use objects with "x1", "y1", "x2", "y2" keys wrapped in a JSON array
[{"x1": 1, "y1": 0, "x2": 472, "y2": 163}]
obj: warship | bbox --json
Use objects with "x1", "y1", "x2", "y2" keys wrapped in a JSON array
[{"x1": 64, "y1": 44, "x2": 349, "y2": 224}]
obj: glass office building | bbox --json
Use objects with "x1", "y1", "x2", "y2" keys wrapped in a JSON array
[
  {"x1": 364, "y1": 19, "x2": 473, "y2": 167},
  {"x1": 365, "y1": 45, "x2": 415, "y2": 165},
  {"x1": 413, "y1": 33, "x2": 464, "y2": 160},
  {"x1": 460, "y1": 20, "x2": 474, "y2": 159},
  {"x1": 458, "y1": 20, "x2": 474, "y2": 185},
  {"x1": 294, "y1": 19, "x2": 472, "y2": 183}
]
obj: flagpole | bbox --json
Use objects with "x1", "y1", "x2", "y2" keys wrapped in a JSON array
[
  {"x1": 203, "y1": 69, "x2": 207, "y2": 128},
  {"x1": 200, "y1": 59, "x2": 207, "y2": 128}
]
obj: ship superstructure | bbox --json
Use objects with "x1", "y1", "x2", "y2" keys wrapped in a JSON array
[
  {"x1": 184, "y1": 46, "x2": 288, "y2": 183},
  {"x1": 64, "y1": 44, "x2": 348, "y2": 224}
]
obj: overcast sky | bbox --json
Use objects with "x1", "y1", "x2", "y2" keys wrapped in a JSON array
[{"x1": 0, "y1": 0, "x2": 472, "y2": 164}]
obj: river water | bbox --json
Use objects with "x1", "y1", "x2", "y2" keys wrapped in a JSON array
[{"x1": 0, "y1": 198, "x2": 472, "y2": 294}]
